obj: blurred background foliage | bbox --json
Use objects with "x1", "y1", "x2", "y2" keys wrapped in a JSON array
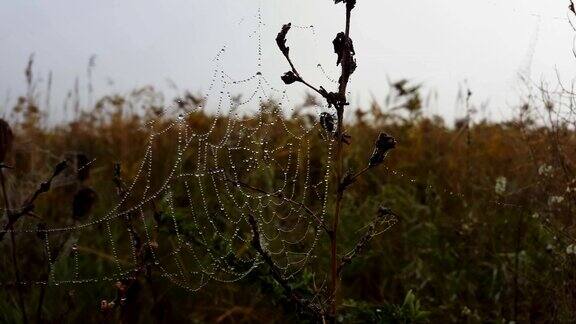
[{"x1": 1, "y1": 62, "x2": 576, "y2": 323}]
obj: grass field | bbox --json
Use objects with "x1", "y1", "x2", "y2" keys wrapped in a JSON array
[{"x1": 1, "y1": 73, "x2": 575, "y2": 323}]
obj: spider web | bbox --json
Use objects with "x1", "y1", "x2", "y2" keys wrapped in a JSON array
[
  {"x1": 0, "y1": 7, "x2": 341, "y2": 291},
  {"x1": 1, "y1": 4, "x2": 552, "y2": 294}
]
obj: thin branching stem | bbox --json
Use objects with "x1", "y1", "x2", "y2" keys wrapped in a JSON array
[
  {"x1": 277, "y1": 35, "x2": 325, "y2": 98},
  {"x1": 274, "y1": 1, "x2": 394, "y2": 320},
  {"x1": 0, "y1": 169, "x2": 28, "y2": 324},
  {"x1": 246, "y1": 213, "x2": 324, "y2": 318},
  {"x1": 329, "y1": 2, "x2": 355, "y2": 317},
  {"x1": 0, "y1": 162, "x2": 66, "y2": 242},
  {"x1": 337, "y1": 209, "x2": 397, "y2": 275}
]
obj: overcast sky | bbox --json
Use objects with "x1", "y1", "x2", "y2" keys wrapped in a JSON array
[{"x1": 0, "y1": 0, "x2": 575, "y2": 123}]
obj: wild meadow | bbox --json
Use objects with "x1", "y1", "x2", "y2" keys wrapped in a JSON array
[
  {"x1": 2, "y1": 1, "x2": 576, "y2": 323},
  {"x1": 1, "y1": 70, "x2": 575, "y2": 323}
]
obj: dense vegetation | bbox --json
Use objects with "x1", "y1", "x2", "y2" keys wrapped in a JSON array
[{"x1": 1, "y1": 75, "x2": 576, "y2": 323}]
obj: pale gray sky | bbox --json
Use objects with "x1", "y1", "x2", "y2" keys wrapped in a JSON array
[{"x1": 0, "y1": 0, "x2": 574, "y2": 123}]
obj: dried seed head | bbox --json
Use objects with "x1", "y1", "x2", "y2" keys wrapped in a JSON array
[
  {"x1": 375, "y1": 133, "x2": 396, "y2": 150},
  {"x1": 73, "y1": 187, "x2": 97, "y2": 219},
  {"x1": 369, "y1": 133, "x2": 396, "y2": 167},
  {"x1": 0, "y1": 119, "x2": 14, "y2": 163},
  {"x1": 320, "y1": 112, "x2": 335, "y2": 133}
]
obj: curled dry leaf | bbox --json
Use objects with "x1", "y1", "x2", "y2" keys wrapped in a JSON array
[
  {"x1": 333, "y1": 32, "x2": 346, "y2": 66},
  {"x1": 369, "y1": 133, "x2": 397, "y2": 167},
  {"x1": 276, "y1": 23, "x2": 292, "y2": 56},
  {"x1": 280, "y1": 71, "x2": 300, "y2": 84},
  {"x1": 333, "y1": 32, "x2": 357, "y2": 85}
]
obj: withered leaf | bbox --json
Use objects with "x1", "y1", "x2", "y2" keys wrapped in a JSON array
[
  {"x1": 369, "y1": 133, "x2": 396, "y2": 167},
  {"x1": 333, "y1": 32, "x2": 346, "y2": 66},
  {"x1": 281, "y1": 71, "x2": 300, "y2": 84},
  {"x1": 276, "y1": 23, "x2": 292, "y2": 56}
]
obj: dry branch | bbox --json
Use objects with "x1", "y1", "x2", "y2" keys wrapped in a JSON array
[
  {"x1": 246, "y1": 213, "x2": 324, "y2": 318},
  {"x1": 0, "y1": 161, "x2": 67, "y2": 242},
  {"x1": 337, "y1": 207, "x2": 398, "y2": 275}
]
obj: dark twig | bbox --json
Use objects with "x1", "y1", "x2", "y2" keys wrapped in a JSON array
[
  {"x1": 339, "y1": 166, "x2": 370, "y2": 193},
  {"x1": 273, "y1": 1, "x2": 396, "y2": 319},
  {"x1": 0, "y1": 161, "x2": 67, "y2": 242},
  {"x1": 0, "y1": 161, "x2": 67, "y2": 324},
  {"x1": 337, "y1": 207, "x2": 397, "y2": 275},
  {"x1": 246, "y1": 213, "x2": 324, "y2": 318},
  {"x1": 276, "y1": 23, "x2": 328, "y2": 99},
  {"x1": 329, "y1": 2, "x2": 357, "y2": 317}
]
